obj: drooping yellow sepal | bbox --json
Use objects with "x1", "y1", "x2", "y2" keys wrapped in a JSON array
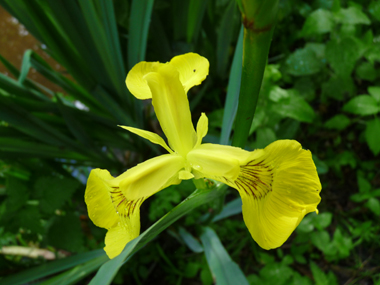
[
  {"x1": 85, "y1": 154, "x2": 186, "y2": 259},
  {"x1": 85, "y1": 169, "x2": 119, "y2": 230},
  {"x1": 235, "y1": 140, "x2": 321, "y2": 249},
  {"x1": 104, "y1": 222, "x2": 139, "y2": 259}
]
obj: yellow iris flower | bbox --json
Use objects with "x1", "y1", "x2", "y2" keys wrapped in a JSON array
[{"x1": 85, "y1": 53, "x2": 322, "y2": 259}]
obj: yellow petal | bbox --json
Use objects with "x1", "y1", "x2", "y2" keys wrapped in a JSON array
[
  {"x1": 119, "y1": 153, "x2": 186, "y2": 201},
  {"x1": 85, "y1": 169, "x2": 120, "y2": 230},
  {"x1": 195, "y1": 113, "x2": 208, "y2": 148},
  {"x1": 144, "y1": 64, "x2": 196, "y2": 155},
  {"x1": 240, "y1": 194, "x2": 307, "y2": 250},
  {"x1": 104, "y1": 221, "x2": 140, "y2": 259},
  {"x1": 119, "y1": 125, "x2": 173, "y2": 153},
  {"x1": 179, "y1": 170, "x2": 194, "y2": 180},
  {"x1": 125, "y1": 61, "x2": 162, "y2": 99},
  {"x1": 169, "y1": 53, "x2": 209, "y2": 93},
  {"x1": 187, "y1": 143, "x2": 249, "y2": 181},
  {"x1": 227, "y1": 140, "x2": 321, "y2": 249}
]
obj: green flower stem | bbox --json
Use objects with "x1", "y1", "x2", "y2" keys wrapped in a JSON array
[
  {"x1": 192, "y1": 178, "x2": 210, "y2": 190},
  {"x1": 232, "y1": 0, "x2": 279, "y2": 148}
]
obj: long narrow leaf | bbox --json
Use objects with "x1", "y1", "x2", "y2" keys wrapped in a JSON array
[
  {"x1": 128, "y1": 0, "x2": 154, "y2": 69},
  {"x1": 39, "y1": 255, "x2": 108, "y2": 285},
  {"x1": 0, "y1": 138, "x2": 91, "y2": 161},
  {"x1": 0, "y1": 249, "x2": 105, "y2": 285},
  {"x1": 187, "y1": 0, "x2": 209, "y2": 43},
  {"x1": 216, "y1": 0, "x2": 238, "y2": 78},
  {"x1": 212, "y1": 197, "x2": 242, "y2": 222},
  {"x1": 200, "y1": 227, "x2": 249, "y2": 285},
  {"x1": 220, "y1": 26, "x2": 243, "y2": 145},
  {"x1": 18, "y1": 50, "x2": 33, "y2": 84}
]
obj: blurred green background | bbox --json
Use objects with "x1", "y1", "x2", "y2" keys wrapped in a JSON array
[{"x1": 0, "y1": 0, "x2": 379, "y2": 284}]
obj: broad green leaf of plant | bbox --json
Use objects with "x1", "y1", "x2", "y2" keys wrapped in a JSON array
[
  {"x1": 310, "y1": 261, "x2": 338, "y2": 285},
  {"x1": 269, "y1": 86, "x2": 289, "y2": 102},
  {"x1": 255, "y1": 127, "x2": 276, "y2": 149},
  {"x1": 356, "y1": 62, "x2": 377, "y2": 81},
  {"x1": 34, "y1": 176, "x2": 81, "y2": 214},
  {"x1": 369, "y1": 0, "x2": 380, "y2": 21},
  {"x1": 311, "y1": 230, "x2": 332, "y2": 253},
  {"x1": 365, "y1": 118, "x2": 380, "y2": 155},
  {"x1": 334, "y1": 6, "x2": 371, "y2": 25},
  {"x1": 324, "y1": 114, "x2": 351, "y2": 131},
  {"x1": 313, "y1": 212, "x2": 333, "y2": 230},
  {"x1": 342, "y1": 95, "x2": 380, "y2": 116},
  {"x1": 200, "y1": 227, "x2": 249, "y2": 285},
  {"x1": 326, "y1": 37, "x2": 361, "y2": 77},
  {"x1": 366, "y1": 198, "x2": 380, "y2": 216},
  {"x1": 47, "y1": 213, "x2": 84, "y2": 252},
  {"x1": 258, "y1": 263, "x2": 294, "y2": 285},
  {"x1": 272, "y1": 91, "x2": 316, "y2": 123},
  {"x1": 322, "y1": 76, "x2": 354, "y2": 100},
  {"x1": 5, "y1": 176, "x2": 29, "y2": 212},
  {"x1": 301, "y1": 9, "x2": 334, "y2": 36},
  {"x1": 368, "y1": 86, "x2": 380, "y2": 103},
  {"x1": 286, "y1": 47, "x2": 323, "y2": 76},
  {"x1": 365, "y1": 42, "x2": 380, "y2": 64},
  {"x1": 357, "y1": 172, "x2": 372, "y2": 193},
  {"x1": 17, "y1": 206, "x2": 43, "y2": 234},
  {"x1": 332, "y1": 228, "x2": 353, "y2": 259}
]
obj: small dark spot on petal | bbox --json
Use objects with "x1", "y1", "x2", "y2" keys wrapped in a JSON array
[{"x1": 193, "y1": 69, "x2": 196, "y2": 72}]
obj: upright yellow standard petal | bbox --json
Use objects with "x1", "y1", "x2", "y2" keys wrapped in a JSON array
[
  {"x1": 221, "y1": 140, "x2": 321, "y2": 249},
  {"x1": 119, "y1": 125, "x2": 173, "y2": 153},
  {"x1": 144, "y1": 64, "x2": 197, "y2": 155},
  {"x1": 125, "y1": 61, "x2": 162, "y2": 99},
  {"x1": 169, "y1": 53, "x2": 210, "y2": 93}
]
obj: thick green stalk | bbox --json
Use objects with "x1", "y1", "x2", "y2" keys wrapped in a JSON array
[{"x1": 232, "y1": 0, "x2": 279, "y2": 148}]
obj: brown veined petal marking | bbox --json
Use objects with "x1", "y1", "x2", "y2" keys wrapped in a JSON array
[
  {"x1": 204, "y1": 157, "x2": 275, "y2": 199},
  {"x1": 109, "y1": 187, "x2": 144, "y2": 222},
  {"x1": 234, "y1": 159, "x2": 274, "y2": 199}
]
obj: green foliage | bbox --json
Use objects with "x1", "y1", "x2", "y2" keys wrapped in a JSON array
[
  {"x1": 365, "y1": 118, "x2": 380, "y2": 155},
  {"x1": 301, "y1": 9, "x2": 334, "y2": 36},
  {"x1": 200, "y1": 227, "x2": 249, "y2": 285},
  {"x1": 286, "y1": 46, "x2": 324, "y2": 76}
]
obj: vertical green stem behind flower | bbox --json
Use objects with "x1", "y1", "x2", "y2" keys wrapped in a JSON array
[{"x1": 232, "y1": 0, "x2": 279, "y2": 148}]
